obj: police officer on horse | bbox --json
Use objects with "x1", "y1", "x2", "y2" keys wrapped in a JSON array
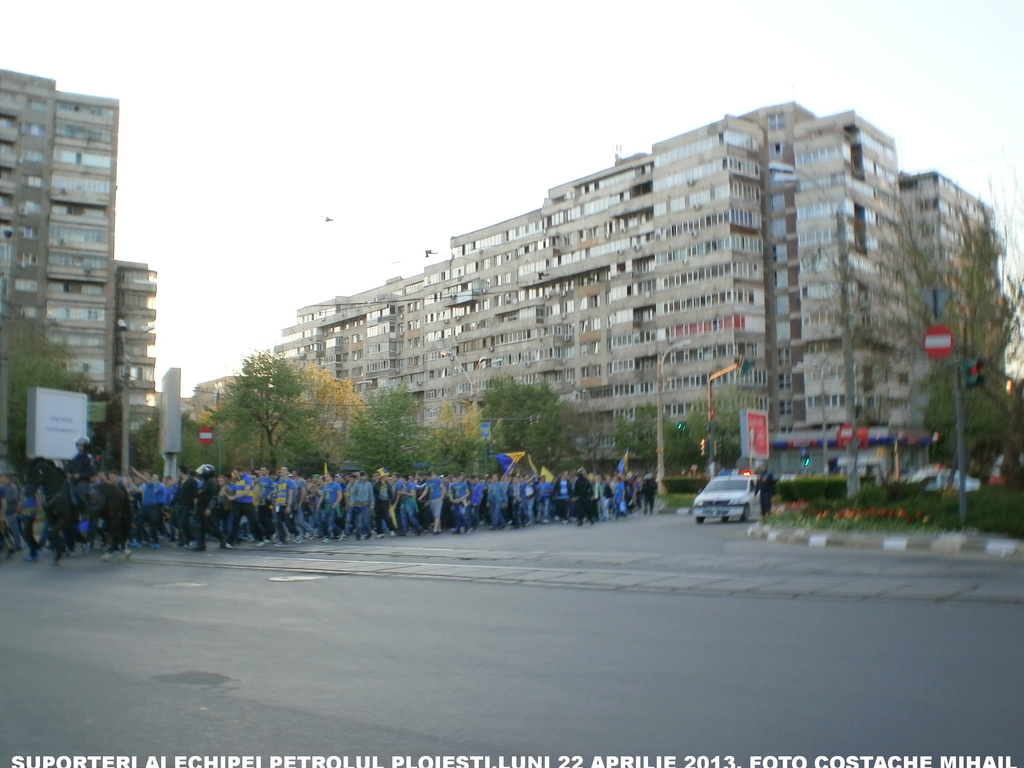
[{"x1": 68, "y1": 436, "x2": 98, "y2": 519}]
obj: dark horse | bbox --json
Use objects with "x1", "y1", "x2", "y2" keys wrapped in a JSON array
[{"x1": 25, "y1": 457, "x2": 132, "y2": 563}]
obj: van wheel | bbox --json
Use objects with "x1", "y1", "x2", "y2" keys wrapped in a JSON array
[{"x1": 695, "y1": 516, "x2": 705, "y2": 524}]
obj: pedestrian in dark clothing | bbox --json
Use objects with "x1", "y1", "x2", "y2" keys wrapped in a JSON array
[
  {"x1": 640, "y1": 474, "x2": 658, "y2": 515},
  {"x1": 573, "y1": 469, "x2": 596, "y2": 526},
  {"x1": 756, "y1": 465, "x2": 776, "y2": 517}
]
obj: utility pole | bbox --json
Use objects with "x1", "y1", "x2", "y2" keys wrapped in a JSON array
[
  {"x1": 0, "y1": 228, "x2": 14, "y2": 473},
  {"x1": 838, "y1": 210, "x2": 860, "y2": 498}
]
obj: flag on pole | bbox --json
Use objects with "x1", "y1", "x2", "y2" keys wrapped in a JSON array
[
  {"x1": 324, "y1": 462, "x2": 330, "y2": 477},
  {"x1": 527, "y1": 454, "x2": 539, "y2": 476},
  {"x1": 539, "y1": 466, "x2": 554, "y2": 483},
  {"x1": 617, "y1": 449, "x2": 630, "y2": 474},
  {"x1": 494, "y1": 452, "x2": 526, "y2": 476}
]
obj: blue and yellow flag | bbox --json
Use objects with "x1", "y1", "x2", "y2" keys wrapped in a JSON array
[
  {"x1": 494, "y1": 452, "x2": 526, "y2": 476},
  {"x1": 617, "y1": 449, "x2": 630, "y2": 474}
]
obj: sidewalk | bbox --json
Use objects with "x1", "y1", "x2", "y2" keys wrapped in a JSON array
[{"x1": 746, "y1": 521, "x2": 1024, "y2": 559}]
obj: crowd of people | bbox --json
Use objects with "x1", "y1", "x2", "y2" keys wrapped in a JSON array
[{"x1": 1, "y1": 454, "x2": 663, "y2": 560}]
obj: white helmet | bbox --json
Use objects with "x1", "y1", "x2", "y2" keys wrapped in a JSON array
[
  {"x1": 196, "y1": 463, "x2": 216, "y2": 478},
  {"x1": 75, "y1": 436, "x2": 90, "y2": 447}
]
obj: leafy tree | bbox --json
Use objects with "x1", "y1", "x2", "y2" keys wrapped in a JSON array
[
  {"x1": 300, "y1": 365, "x2": 364, "y2": 467},
  {"x1": 6, "y1": 328, "x2": 91, "y2": 469},
  {"x1": 481, "y1": 378, "x2": 574, "y2": 470},
  {"x1": 614, "y1": 403, "x2": 706, "y2": 476},
  {"x1": 423, "y1": 401, "x2": 485, "y2": 474},
  {"x1": 347, "y1": 385, "x2": 422, "y2": 474},
  {"x1": 216, "y1": 351, "x2": 316, "y2": 467}
]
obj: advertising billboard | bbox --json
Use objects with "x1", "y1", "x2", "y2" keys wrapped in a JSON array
[{"x1": 740, "y1": 409, "x2": 770, "y2": 460}]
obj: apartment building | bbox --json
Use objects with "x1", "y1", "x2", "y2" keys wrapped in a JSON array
[
  {"x1": 1, "y1": 70, "x2": 158, "y2": 412},
  {"x1": 279, "y1": 103, "x2": 985, "y2": 471}
]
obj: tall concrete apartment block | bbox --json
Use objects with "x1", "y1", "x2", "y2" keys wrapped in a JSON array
[
  {"x1": 279, "y1": 103, "x2": 985, "y2": 471},
  {"x1": 1, "y1": 69, "x2": 155, "y2": 412}
]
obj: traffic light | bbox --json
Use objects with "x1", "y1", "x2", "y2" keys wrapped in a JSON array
[
  {"x1": 676, "y1": 421, "x2": 687, "y2": 431},
  {"x1": 700, "y1": 438, "x2": 707, "y2": 455},
  {"x1": 800, "y1": 448, "x2": 811, "y2": 467},
  {"x1": 965, "y1": 359, "x2": 986, "y2": 388}
]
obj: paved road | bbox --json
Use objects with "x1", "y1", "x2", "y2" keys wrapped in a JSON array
[
  {"x1": 2, "y1": 514, "x2": 1021, "y2": 763},
  {"x1": 119, "y1": 514, "x2": 1024, "y2": 603}
]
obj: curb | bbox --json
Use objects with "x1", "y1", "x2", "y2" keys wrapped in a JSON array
[{"x1": 747, "y1": 523, "x2": 1024, "y2": 559}]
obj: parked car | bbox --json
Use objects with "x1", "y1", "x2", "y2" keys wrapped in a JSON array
[{"x1": 904, "y1": 468, "x2": 980, "y2": 492}]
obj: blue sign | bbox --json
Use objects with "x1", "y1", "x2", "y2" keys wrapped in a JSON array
[{"x1": 480, "y1": 421, "x2": 491, "y2": 439}]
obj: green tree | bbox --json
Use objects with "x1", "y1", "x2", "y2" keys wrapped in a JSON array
[
  {"x1": 614, "y1": 404, "x2": 707, "y2": 476},
  {"x1": 7, "y1": 328, "x2": 91, "y2": 469},
  {"x1": 894, "y1": 211, "x2": 1015, "y2": 478},
  {"x1": 482, "y1": 378, "x2": 574, "y2": 471},
  {"x1": 423, "y1": 401, "x2": 485, "y2": 474},
  {"x1": 301, "y1": 365, "x2": 364, "y2": 467},
  {"x1": 612, "y1": 404, "x2": 658, "y2": 472},
  {"x1": 216, "y1": 351, "x2": 316, "y2": 467},
  {"x1": 347, "y1": 385, "x2": 422, "y2": 474}
]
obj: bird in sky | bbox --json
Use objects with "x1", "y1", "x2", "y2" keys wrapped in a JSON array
[
  {"x1": 322, "y1": 216, "x2": 334, "y2": 223},
  {"x1": 425, "y1": 250, "x2": 438, "y2": 258}
]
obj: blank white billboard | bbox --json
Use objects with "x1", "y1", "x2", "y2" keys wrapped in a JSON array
[{"x1": 27, "y1": 388, "x2": 89, "y2": 460}]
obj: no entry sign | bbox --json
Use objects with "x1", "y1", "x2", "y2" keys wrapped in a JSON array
[
  {"x1": 923, "y1": 324, "x2": 954, "y2": 360},
  {"x1": 199, "y1": 426, "x2": 214, "y2": 446}
]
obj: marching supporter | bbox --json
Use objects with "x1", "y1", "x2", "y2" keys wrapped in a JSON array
[
  {"x1": 19, "y1": 478, "x2": 41, "y2": 561},
  {"x1": 160, "y1": 475, "x2": 177, "y2": 541},
  {"x1": 486, "y1": 473, "x2": 508, "y2": 529},
  {"x1": 291, "y1": 470, "x2": 316, "y2": 543},
  {"x1": 537, "y1": 474, "x2": 553, "y2": 522},
  {"x1": 273, "y1": 467, "x2": 297, "y2": 546},
  {"x1": 447, "y1": 472, "x2": 470, "y2": 534},
  {"x1": 396, "y1": 474, "x2": 423, "y2": 535},
  {"x1": 468, "y1": 475, "x2": 485, "y2": 530},
  {"x1": 554, "y1": 471, "x2": 572, "y2": 523},
  {"x1": 372, "y1": 472, "x2": 396, "y2": 538},
  {"x1": 230, "y1": 467, "x2": 260, "y2": 544},
  {"x1": 190, "y1": 464, "x2": 226, "y2": 550},
  {"x1": 1, "y1": 472, "x2": 23, "y2": 553},
  {"x1": 420, "y1": 471, "x2": 445, "y2": 534},
  {"x1": 129, "y1": 469, "x2": 162, "y2": 548},
  {"x1": 319, "y1": 473, "x2": 343, "y2": 541},
  {"x1": 255, "y1": 467, "x2": 275, "y2": 544},
  {"x1": 173, "y1": 465, "x2": 199, "y2": 548},
  {"x1": 573, "y1": 468, "x2": 596, "y2": 526},
  {"x1": 613, "y1": 474, "x2": 628, "y2": 518},
  {"x1": 348, "y1": 471, "x2": 373, "y2": 540}
]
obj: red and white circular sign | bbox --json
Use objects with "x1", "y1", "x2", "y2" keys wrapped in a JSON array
[
  {"x1": 198, "y1": 426, "x2": 214, "y2": 446},
  {"x1": 923, "y1": 324, "x2": 954, "y2": 360}
]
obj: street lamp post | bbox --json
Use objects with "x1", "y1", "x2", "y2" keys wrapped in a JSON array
[
  {"x1": 117, "y1": 318, "x2": 130, "y2": 478},
  {"x1": 0, "y1": 227, "x2": 13, "y2": 473},
  {"x1": 706, "y1": 359, "x2": 743, "y2": 477}
]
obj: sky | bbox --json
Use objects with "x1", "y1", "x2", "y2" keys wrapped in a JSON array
[{"x1": 4, "y1": 0, "x2": 1023, "y2": 394}]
